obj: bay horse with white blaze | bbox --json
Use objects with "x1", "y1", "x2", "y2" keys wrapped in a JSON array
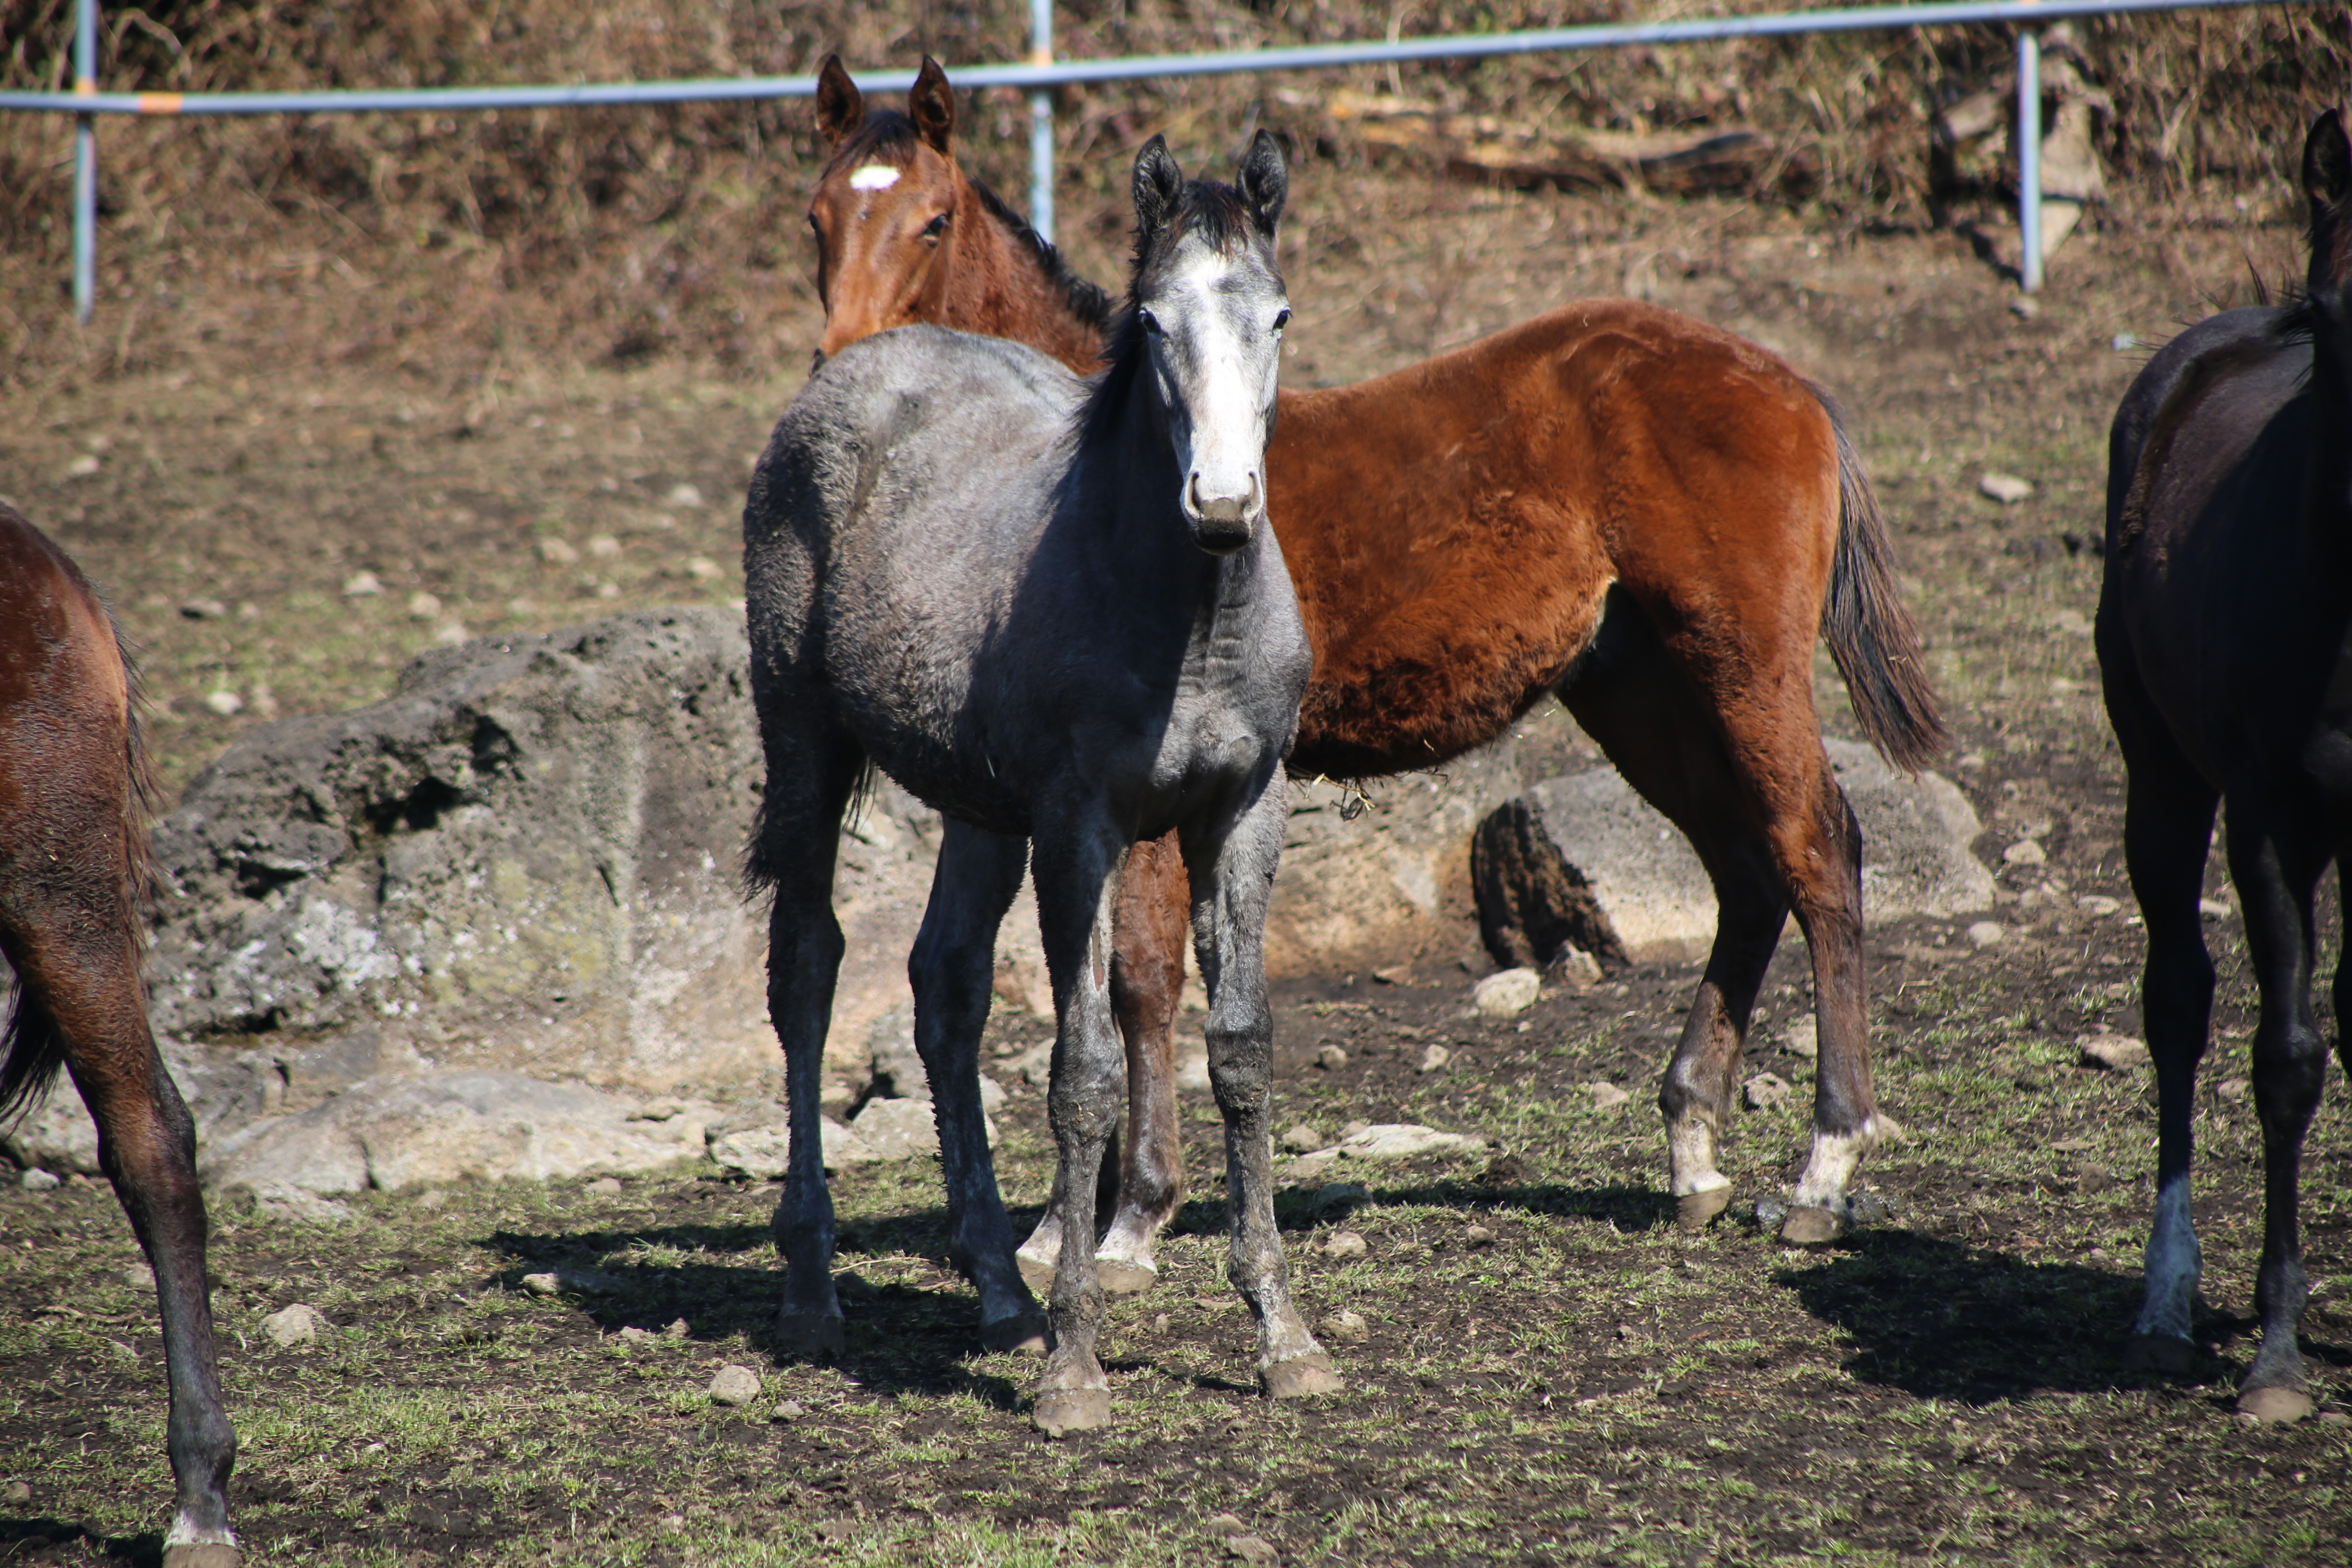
[
  {"x1": 747, "y1": 134, "x2": 1328, "y2": 1431},
  {"x1": 0, "y1": 505, "x2": 238, "y2": 1563},
  {"x1": 2096, "y1": 107, "x2": 2352, "y2": 1425},
  {"x1": 806, "y1": 58, "x2": 1944, "y2": 1281}
]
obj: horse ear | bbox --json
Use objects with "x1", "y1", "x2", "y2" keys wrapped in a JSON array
[
  {"x1": 910, "y1": 56, "x2": 956, "y2": 155},
  {"x1": 815, "y1": 56, "x2": 863, "y2": 148},
  {"x1": 1133, "y1": 135, "x2": 1184, "y2": 238},
  {"x1": 1237, "y1": 129, "x2": 1288, "y2": 238},
  {"x1": 2305, "y1": 108, "x2": 2351, "y2": 214}
]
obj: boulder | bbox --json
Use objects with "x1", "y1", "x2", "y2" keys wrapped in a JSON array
[
  {"x1": 198, "y1": 1071, "x2": 711, "y2": 1198},
  {"x1": 1473, "y1": 738, "x2": 1992, "y2": 968}
]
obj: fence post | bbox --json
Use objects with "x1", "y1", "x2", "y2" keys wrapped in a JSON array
[
  {"x1": 2017, "y1": 26, "x2": 2042, "y2": 293},
  {"x1": 73, "y1": 0, "x2": 96, "y2": 323},
  {"x1": 1028, "y1": 0, "x2": 1055, "y2": 243}
]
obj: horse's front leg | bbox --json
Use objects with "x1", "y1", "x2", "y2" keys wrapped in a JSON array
[
  {"x1": 911, "y1": 822, "x2": 1048, "y2": 1353},
  {"x1": 1026, "y1": 808, "x2": 1131, "y2": 1435},
  {"x1": 1187, "y1": 773, "x2": 1343, "y2": 1400}
]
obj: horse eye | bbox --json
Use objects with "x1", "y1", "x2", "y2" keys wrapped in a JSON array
[
  {"x1": 922, "y1": 213, "x2": 950, "y2": 239},
  {"x1": 807, "y1": 214, "x2": 821, "y2": 234},
  {"x1": 1139, "y1": 310, "x2": 1164, "y2": 337},
  {"x1": 1273, "y1": 308, "x2": 1292, "y2": 333}
]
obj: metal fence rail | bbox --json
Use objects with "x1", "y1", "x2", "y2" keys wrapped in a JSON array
[{"x1": 0, "y1": 0, "x2": 2312, "y2": 317}]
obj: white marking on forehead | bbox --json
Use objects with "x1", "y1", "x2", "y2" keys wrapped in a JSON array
[{"x1": 849, "y1": 165, "x2": 902, "y2": 192}]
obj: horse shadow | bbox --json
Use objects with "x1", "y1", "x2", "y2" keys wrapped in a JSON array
[{"x1": 0, "y1": 1518, "x2": 155, "y2": 1567}]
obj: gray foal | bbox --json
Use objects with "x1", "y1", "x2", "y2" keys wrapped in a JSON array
[{"x1": 742, "y1": 132, "x2": 1339, "y2": 1433}]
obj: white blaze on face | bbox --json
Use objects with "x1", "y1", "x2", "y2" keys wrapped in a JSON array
[
  {"x1": 849, "y1": 165, "x2": 902, "y2": 192},
  {"x1": 1154, "y1": 237, "x2": 1280, "y2": 526}
]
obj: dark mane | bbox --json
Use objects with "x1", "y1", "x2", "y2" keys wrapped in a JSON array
[
  {"x1": 1074, "y1": 179, "x2": 1276, "y2": 450},
  {"x1": 964, "y1": 174, "x2": 1115, "y2": 339}
]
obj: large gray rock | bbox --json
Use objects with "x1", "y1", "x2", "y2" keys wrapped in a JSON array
[
  {"x1": 1474, "y1": 739, "x2": 1992, "y2": 967},
  {"x1": 198, "y1": 1071, "x2": 712, "y2": 1197}
]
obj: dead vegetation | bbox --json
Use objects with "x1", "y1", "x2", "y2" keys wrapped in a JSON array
[{"x1": 0, "y1": 1, "x2": 2344, "y2": 386}]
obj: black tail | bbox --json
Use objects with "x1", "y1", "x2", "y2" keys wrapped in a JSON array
[
  {"x1": 0, "y1": 987, "x2": 70, "y2": 1127},
  {"x1": 1812, "y1": 385, "x2": 1948, "y2": 773}
]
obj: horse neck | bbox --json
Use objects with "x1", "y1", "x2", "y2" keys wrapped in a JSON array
[
  {"x1": 946, "y1": 181, "x2": 1108, "y2": 375},
  {"x1": 1084, "y1": 374, "x2": 1278, "y2": 623}
]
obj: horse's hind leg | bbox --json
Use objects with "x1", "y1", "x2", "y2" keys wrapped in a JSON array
[
  {"x1": 1564, "y1": 627, "x2": 1797, "y2": 1232},
  {"x1": 753, "y1": 709, "x2": 865, "y2": 1359},
  {"x1": 1186, "y1": 776, "x2": 1341, "y2": 1401},
  {"x1": 2218, "y1": 798, "x2": 2330, "y2": 1423},
  {"x1": 910, "y1": 822, "x2": 1048, "y2": 1353},
  {"x1": 4, "y1": 917, "x2": 237, "y2": 1565},
  {"x1": 2105, "y1": 667, "x2": 2218, "y2": 1374}
]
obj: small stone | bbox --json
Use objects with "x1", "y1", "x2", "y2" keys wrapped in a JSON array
[
  {"x1": 1463, "y1": 1223, "x2": 1495, "y2": 1247},
  {"x1": 707, "y1": 1364, "x2": 762, "y2": 1405},
  {"x1": 1743, "y1": 1072, "x2": 1793, "y2": 1111},
  {"x1": 2320, "y1": 1411, "x2": 2350, "y2": 1427},
  {"x1": 2049, "y1": 1138, "x2": 2093, "y2": 1151},
  {"x1": 1334, "y1": 1123, "x2": 1485, "y2": 1160},
  {"x1": 407, "y1": 591, "x2": 443, "y2": 621},
  {"x1": 1340, "y1": 1120, "x2": 1370, "y2": 1140},
  {"x1": 1320, "y1": 1230, "x2": 1368, "y2": 1261},
  {"x1": 1, "y1": 1480, "x2": 28, "y2": 1504},
  {"x1": 341, "y1": 570, "x2": 383, "y2": 597},
  {"x1": 1312, "y1": 1182, "x2": 1369, "y2": 1213},
  {"x1": 1207, "y1": 1515, "x2": 1249, "y2": 1540},
  {"x1": 1315, "y1": 1044, "x2": 1349, "y2": 1071},
  {"x1": 1472, "y1": 967, "x2": 1541, "y2": 1017},
  {"x1": 1279, "y1": 1124, "x2": 1324, "y2": 1154},
  {"x1": 1588, "y1": 1080, "x2": 1631, "y2": 1110},
  {"x1": 2078, "y1": 1034, "x2": 2151, "y2": 1071},
  {"x1": 2199, "y1": 898, "x2": 2230, "y2": 919},
  {"x1": 2008, "y1": 296, "x2": 2040, "y2": 321},
  {"x1": 416, "y1": 1188, "x2": 450, "y2": 1210},
  {"x1": 122, "y1": 1262, "x2": 156, "y2": 1292},
  {"x1": 1416, "y1": 1043, "x2": 1452, "y2": 1074},
  {"x1": 2077, "y1": 895, "x2": 2122, "y2": 916},
  {"x1": 65, "y1": 452, "x2": 101, "y2": 478},
  {"x1": 587, "y1": 534, "x2": 622, "y2": 558},
  {"x1": 2217, "y1": 1077, "x2": 2250, "y2": 1104},
  {"x1": 664, "y1": 1317, "x2": 690, "y2": 1338},
  {"x1": 1965, "y1": 921, "x2": 2005, "y2": 949},
  {"x1": 1980, "y1": 471, "x2": 2034, "y2": 505},
  {"x1": 1371, "y1": 965, "x2": 1412, "y2": 985},
  {"x1": 179, "y1": 598, "x2": 227, "y2": 620},
  {"x1": 2002, "y1": 839, "x2": 2047, "y2": 866},
  {"x1": 1319, "y1": 1308, "x2": 1370, "y2": 1343},
  {"x1": 18, "y1": 1169, "x2": 59, "y2": 1192},
  {"x1": 1753, "y1": 1195, "x2": 1790, "y2": 1229},
  {"x1": 667, "y1": 483, "x2": 705, "y2": 508},
  {"x1": 521, "y1": 1267, "x2": 624, "y2": 1297},
  {"x1": 2088, "y1": 1247, "x2": 2114, "y2": 1264},
  {"x1": 203, "y1": 689, "x2": 243, "y2": 717},
  {"x1": 686, "y1": 556, "x2": 722, "y2": 581},
  {"x1": 1225, "y1": 1535, "x2": 1279, "y2": 1564},
  {"x1": 1782, "y1": 1016, "x2": 1819, "y2": 1058},
  {"x1": 619, "y1": 1326, "x2": 653, "y2": 1343},
  {"x1": 771, "y1": 1399, "x2": 806, "y2": 1423},
  {"x1": 262, "y1": 1303, "x2": 329, "y2": 1348},
  {"x1": 587, "y1": 1176, "x2": 624, "y2": 1196},
  {"x1": 538, "y1": 537, "x2": 580, "y2": 566},
  {"x1": 2077, "y1": 1162, "x2": 2114, "y2": 1194},
  {"x1": 1551, "y1": 948, "x2": 1603, "y2": 987}
]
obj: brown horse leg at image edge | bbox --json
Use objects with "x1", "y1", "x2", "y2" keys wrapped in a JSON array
[{"x1": 0, "y1": 508, "x2": 239, "y2": 1566}]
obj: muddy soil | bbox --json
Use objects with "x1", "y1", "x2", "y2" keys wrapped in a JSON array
[{"x1": 2, "y1": 163, "x2": 2349, "y2": 1564}]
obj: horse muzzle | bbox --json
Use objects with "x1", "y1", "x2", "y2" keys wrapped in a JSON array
[{"x1": 1185, "y1": 470, "x2": 1262, "y2": 555}]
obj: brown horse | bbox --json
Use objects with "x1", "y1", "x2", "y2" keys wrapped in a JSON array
[
  {"x1": 2095, "y1": 108, "x2": 2352, "y2": 1425},
  {"x1": 0, "y1": 506, "x2": 238, "y2": 1565},
  {"x1": 806, "y1": 58, "x2": 1943, "y2": 1279}
]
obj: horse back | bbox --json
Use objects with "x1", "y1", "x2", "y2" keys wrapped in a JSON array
[{"x1": 1270, "y1": 300, "x2": 1836, "y2": 776}]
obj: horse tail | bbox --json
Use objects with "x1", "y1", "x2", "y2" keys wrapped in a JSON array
[{"x1": 1811, "y1": 384, "x2": 1948, "y2": 773}]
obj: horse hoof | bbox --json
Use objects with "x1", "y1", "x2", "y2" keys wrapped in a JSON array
[
  {"x1": 980, "y1": 1311, "x2": 1050, "y2": 1357},
  {"x1": 2123, "y1": 1334, "x2": 2198, "y2": 1376},
  {"x1": 1676, "y1": 1188, "x2": 1733, "y2": 1232},
  {"x1": 1096, "y1": 1257, "x2": 1158, "y2": 1296},
  {"x1": 2238, "y1": 1385, "x2": 2316, "y2": 1425},
  {"x1": 1015, "y1": 1250, "x2": 1056, "y2": 1295},
  {"x1": 774, "y1": 1310, "x2": 846, "y2": 1360},
  {"x1": 163, "y1": 1546, "x2": 241, "y2": 1568},
  {"x1": 1777, "y1": 1205, "x2": 1844, "y2": 1246},
  {"x1": 1031, "y1": 1387, "x2": 1113, "y2": 1437},
  {"x1": 1262, "y1": 1353, "x2": 1345, "y2": 1400}
]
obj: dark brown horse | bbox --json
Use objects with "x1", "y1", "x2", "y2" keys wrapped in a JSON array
[
  {"x1": 0, "y1": 506, "x2": 238, "y2": 1564},
  {"x1": 2096, "y1": 107, "x2": 2352, "y2": 1425},
  {"x1": 806, "y1": 59, "x2": 1943, "y2": 1283}
]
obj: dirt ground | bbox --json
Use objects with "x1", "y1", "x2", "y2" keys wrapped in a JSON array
[{"x1": 3, "y1": 148, "x2": 2350, "y2": 1565}]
